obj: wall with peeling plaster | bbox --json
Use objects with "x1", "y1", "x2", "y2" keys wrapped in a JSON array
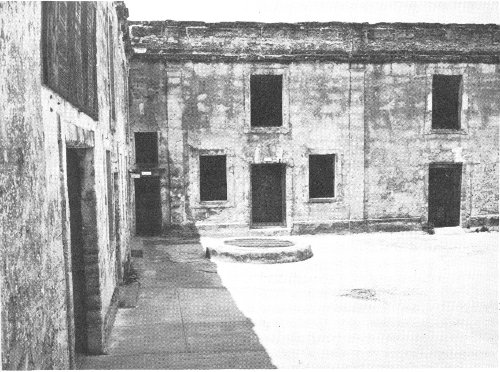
[
  {"x1": 129, "y1": 21, "x2": 499, "y2": 235},
  {"x1": 364, "y1": 62, "x2": 499, "y2": 227},
  {"x1": 0, "y1": 3, "x2": 69, "y2": 369},
  {"x1": 0, "y1": 2, "x2": 131, "y2": 369}
]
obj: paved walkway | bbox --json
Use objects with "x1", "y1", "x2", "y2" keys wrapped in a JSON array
[{"x1": 78, "y1": 238, "x2": 275, "y2": 369}]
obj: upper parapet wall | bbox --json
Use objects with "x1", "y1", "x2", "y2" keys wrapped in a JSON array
[{"x1": 129, "y1": 21, "x2": 500, "y2": 63}]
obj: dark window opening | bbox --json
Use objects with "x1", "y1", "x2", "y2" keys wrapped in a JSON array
[
  {"x1": 251, "y1": 75, "x2": 282, "y2": 127},
  {"x1": 432, "y1": 75, "x2": 462, "y2": 130},
  {"x1": 309, "y1": 154, "x2": 335, "y2": 198},
  {"x1": 42, "y1": 2, "x2": 98, "y2": 119},
  {"x1": 200, "y1": 155, "x2": 227, "y2": 201},
  {"x1": 135, "y1": 177, "x2": 162, "y2": 236},
  {"x1": 108, "y1": 22, "x2": 116, "y2": 123},
  {"x1": 106, "y1": 151, "x2": 114, "y2": 244},
  {"x1": 135, "y1": 132, "x2": 158, "y2": 165}
]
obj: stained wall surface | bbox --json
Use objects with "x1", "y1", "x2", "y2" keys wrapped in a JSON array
[
  {"x1": 1, "y1": 2, "x2": 131, "y2": 369},
  {"x1": 364, "y1": 63, "x2": 499, "y2": 227},
  {"x1": 129, "y1": 21, "x2": 499, "y2": 234}
]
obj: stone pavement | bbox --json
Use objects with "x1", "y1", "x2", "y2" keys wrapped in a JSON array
[{"x1": 77, "y1": 238, "x2": 275, "y2": 369}]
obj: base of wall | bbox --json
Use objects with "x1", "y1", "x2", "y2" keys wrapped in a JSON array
[
  {"x1": 102, "y1": 288, "x2": 120, "y2": 355},
  {"x1": 86, "y1": 287, "x2": 119, "y2": 355},
  {"x1": 160, "y1": 218, "x2": 424, "y2": 237},
  {"x1": 161, "y1": 223, "x2": 201, "y2": 239},
  {"x1": 467, "y1": 215, "x2": 499, "y2": 228},
  {"x1": 292, "y1": 218, "x2": 422, "y2": 235},
  {"x1": 156, "y1": 215, "x2": 499, "y2": 237},
  {"x1": 196, "y1": 223, "x2": 293, "y2": 237}
]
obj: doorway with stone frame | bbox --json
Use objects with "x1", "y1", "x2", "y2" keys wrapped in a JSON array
[
  {"x1": 428, "y1": 163, "x2": 463, "y2": 228},
  {"x1": 251, "y1": 163, "x2": 286, "y2": 227}
]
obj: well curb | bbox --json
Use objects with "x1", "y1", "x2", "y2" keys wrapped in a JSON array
[{"x1": 206, "y1": 238, "x2": 313, "y2": 264}]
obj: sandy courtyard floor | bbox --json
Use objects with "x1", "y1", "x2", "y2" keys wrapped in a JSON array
[{"x1": 202, "y1": 230, "x2": 498, "y2": 368}]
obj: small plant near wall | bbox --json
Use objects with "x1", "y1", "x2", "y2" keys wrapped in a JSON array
[
  {"x1": 422, "y1": 221, "x2": 435, "y2": 235},
  {"x1": 475, "y1": 225, "x2": 490, "y2": 233}
]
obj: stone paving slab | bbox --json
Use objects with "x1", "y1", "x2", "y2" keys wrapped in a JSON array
[
  {"x1": 178, "y1": 288, "x2": 249, "y2": 323},
  {"x1": 114, "y1": 299, "x2": 183, "y2": 326},
  {"x1": 136, "y1": 257, "x2": 223, "y2": 289},
  {"x1": 147, "y1": 268, "x2": 223, "y2": 288},
  {"x1": 118, "y1": 282, "x2": 140, "y2": 308},
  {"x1": 185, "y1": 320, "x2": 265, "y2": 353},
  {"x1": 77, "y1": 239, "x2": 275, "y2": 369},
  {"x1": 114, "y1": 285, "x2": 180, "y2": 327},
  {"x1": 137, "y1": 287, "x2": 178, "y2": 304},
  {"x1": 108, "y1": 323, "x2": 187, "y2": 355},
  {"x1": 79, "y1": 350, "x2": 276, "y2": 369}
]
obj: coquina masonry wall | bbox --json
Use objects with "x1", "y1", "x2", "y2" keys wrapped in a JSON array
[
  {"x1": 129, "y1": 21, "x2": 499, "y2": 235},
  {"x1": 1, "y1": 2, "x2": 131, "y2": 369},
  {"x1": 364, "y1": 63, "x2": 499, "y2": 228},
  {"x1": 0, "y1": 3, "x2": 68, "y2": 368}
]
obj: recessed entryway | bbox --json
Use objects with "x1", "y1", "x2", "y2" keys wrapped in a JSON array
[
  {"x1": 66, "y1": 148, "x2": 88, "y2": 353},
  {"x1": 251, "y1": 164, "x2": 286, "y2": 227},
  {"x1": 428, "y1": 163, "x2": 462, "y2": 227},
  {"x1": 135, "y1": 177, "x2": 162, "y2": 236}
]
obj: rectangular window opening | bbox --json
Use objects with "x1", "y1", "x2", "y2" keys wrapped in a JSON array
[
  {"x1": 135, "y1": 132, "x2": 158, "y2": 165},
  {"x1": 251, "y1": 75, "x2": 283, "y2": 127},
  {"x1": 432, "y1": 75, "x2": 462, "y2": 130},
  {"x1": 42, "y1": 2, "x2": 98, "y2": 119},
  {"x1": 108, "y1": 22, "x2": 116, "y2": 123},
  {"x1": 309, "y1": 154, "x2": 335, "y2": 199},
  {"x1": 106, "y1": 151, "x2": 114, "y2": 243},
  {"x1": 200, "y1": 155, "x2": 227, "y2": 201}
]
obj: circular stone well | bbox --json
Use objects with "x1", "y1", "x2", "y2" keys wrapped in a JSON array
[{"x1": 206, "y1": 238, "x2": 313, "y2": 264}]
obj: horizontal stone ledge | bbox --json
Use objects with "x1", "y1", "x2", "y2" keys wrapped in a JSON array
[
  {"x1": 131, "y1": 52, "x2": 499, "y2": 64},
  {"x1": 292, "y1": 217, "x2": 423, "y2": 235}
]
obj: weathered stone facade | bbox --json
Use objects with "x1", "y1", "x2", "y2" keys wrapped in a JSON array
[
  {"x1": 0, "y1": 2, "x2": 131, "y2": 369},
  {"x1": 129, "y1": 21, "x2": 499, "y2": 235}
]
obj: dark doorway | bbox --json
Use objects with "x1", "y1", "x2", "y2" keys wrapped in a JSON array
[
  {"x1": 428, "y1": 163, "x2": 462, "y2": 227},
  {"x1": 135, "y1": 177, "x2": 162, "y2": 235},
  {"x1": 113, "y1": 172, "x2": 122, "y2": 282},
  {"x1": 66, "y1": 148, "x2": 88, "y2": 353},
  {"x1": 251, "y1": 164, "x2": 286, "y2": 226}
]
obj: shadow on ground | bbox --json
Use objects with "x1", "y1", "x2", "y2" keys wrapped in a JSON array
[{"x1": 77, "y1": 236, "x2": 275, "y2": 369}]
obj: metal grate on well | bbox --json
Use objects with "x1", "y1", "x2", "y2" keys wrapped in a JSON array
[{"x1": 223, "y1": 238, "x2": 295, "y2": 248}]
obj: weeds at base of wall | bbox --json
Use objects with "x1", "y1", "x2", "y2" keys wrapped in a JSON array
[
  {"x1": 422, "y1": 222, "x2": 435, "y2": 235},
  {"x1": 123, "y1": 261, "x2": 139, "y2": 285}
]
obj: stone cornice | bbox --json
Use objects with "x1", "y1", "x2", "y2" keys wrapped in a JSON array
[{"x1": 129, "y1": 21, "x2": 500, "y2": 63}]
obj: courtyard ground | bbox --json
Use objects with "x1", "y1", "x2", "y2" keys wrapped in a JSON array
[
  {"x1": 79, "y1": 229, "x2": 497, "y2": 369},
  {"x1": 206, "y1": 229, "x2": 498, "y2": 368}
]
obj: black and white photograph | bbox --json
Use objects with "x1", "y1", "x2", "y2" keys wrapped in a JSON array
[{"x1": 0, "y1": 0, "x2": 498, "y2": 369}]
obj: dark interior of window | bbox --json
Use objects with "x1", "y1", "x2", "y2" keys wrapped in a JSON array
[
  {"x1": 106, "y1": 151, "x2": 114, "y2": 242},
  {"x1": 432, "y1": 75, "x2": 462, "y2": 130},
  {"x1": 135, "y1": 132, "x2": 158, "y2": 165},
  {"x1": 200, "y1": 155, "x2": 227, "y2": 201},
  {"x1": 251, "y1": 75, "x2": 283, "y2": 127},
  {"x1": 108, "y1": 23, "x2": 116, "y2": 122},
  {"x1": 42, "y1": 2, "x2": 98, "y2": 119},
  {"x1": 309, "y1": 154, "x2": 335, "y2": 198}
]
